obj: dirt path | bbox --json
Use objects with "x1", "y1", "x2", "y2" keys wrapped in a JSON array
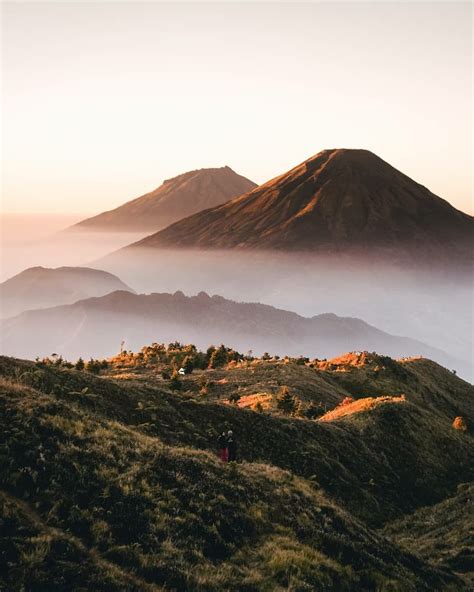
[{"x1": 0, "y1": 489, "x2": 163, "y2": 592}]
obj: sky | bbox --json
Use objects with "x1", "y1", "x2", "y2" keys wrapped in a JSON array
[{"x1": 2, "y1": 1, "x2": 473, "y2": 215}]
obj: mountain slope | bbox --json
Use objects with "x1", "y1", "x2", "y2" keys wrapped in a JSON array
[
  {"x1": 0, "y1": 290, "x2": 466, "y2": 375},
  {"x1": 384, "y1": 483, "x2": 474, "y2": 587},
  {"x1": 0, "y1": 266, "x2": 134, "y2": 319},
  {"x1": 73, "y1": 166, "x2": 256, "y2": 232},
  {"x1": 128, "y1": 149, "x2": 473, "y2": 256},
  {"x1": 1, "y1": 355, "x2": 472, "y2": 590}
]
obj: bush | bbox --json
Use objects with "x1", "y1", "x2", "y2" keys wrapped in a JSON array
[
  {"x1": 209, "y1": 345, "x2": 228, "y2": 369},
  {"x1": 85, "y1": 359, "x2": 101, "y2": 374},
  {"x1": 452, "y1": 416, "x2": 467, "y2": 432},
  {"x1": 183, "y1": 356, "x2": 194, "y2": 375},
  {"x1": 340, "y1": 397, "x2": 355, "y2": 407},
  {"x1": 169, "y1": 370, "x2": 181, "y2": 390}
]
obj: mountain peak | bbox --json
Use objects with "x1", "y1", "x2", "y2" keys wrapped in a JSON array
[
  {"x1": 72, "y1": 166, "x2": 256, "y2": 233},
  {"x1": 130, "y1": 149, "x2": 473, "y2": 257}
]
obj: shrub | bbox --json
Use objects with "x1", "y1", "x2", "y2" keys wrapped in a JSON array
[
  {"x1": 340, "y1": 397, "x2": 355, "y2": 407},
  {"x1": 303, "y1": 402, "x2": 326, "y2": 420},
  {"x1": 209, "y1": 345, "x2": 228, "y2": 369},
  {"x1": 229, "y1": 393, "x2": 241, "y2": 405},
  {"x1": 85, "y1": 359, "x2": 101, "y2": 374},
  {"x1": 183, "y1": 356, "x2": 194, "y2": 375},
  {"x1": 452, "y1": 416, "x2": 467, "y2": 432},
  {"x1": 169, "y1": 370, "x2": 181, "y2": 390}
]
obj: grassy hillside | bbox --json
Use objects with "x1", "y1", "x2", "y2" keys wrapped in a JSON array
[
  {"x1": 384, "y1": 483, "x2": 473, "y2": 587},
  {"x1": 1, "y1": 351, "x2": 472, "y2": 590}
]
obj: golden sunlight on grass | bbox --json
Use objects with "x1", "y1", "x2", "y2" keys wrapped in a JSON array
[
  {"x1": 319, "y1": 395, "x2": 406, "y2": 422},
  {"x1": 234, "y1": 393, "x2": 273, "y2": 410}
]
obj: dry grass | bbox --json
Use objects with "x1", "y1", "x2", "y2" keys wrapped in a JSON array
[
  {"x1": 319, "y1": 395, "x2": 406, "y2": 422},
  {"x1": 228, "y1": 393, "x2": 273, "y2": 410}
]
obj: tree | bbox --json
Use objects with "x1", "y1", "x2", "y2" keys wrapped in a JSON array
[
  {"x1": 229, "y1": 392, "x2": 241, "y2": 405},
  {"x1": 169, "y1": 369, "x2": 181, "y2": 390},
  {"x1": 303, "y1": 402, "x2": 326, "y2": 419},
  {"x1": 183, "y1": 356, "x2": 194, "y2": 375},
  {"x1": 85, "y1": 358, "x2": 101, "y2": 374},
  {"x1": 209, "y1": 345, "x2": 228, "y2": 369},
  {"x1": 295, "y1": 356, "x2": 309, "y2": 366},
  {"x1": 276, "y1": 386, "x2": 301, "y2": 416},
  {"x1": 206, "y1": 346, "x2": 216, "y2": 365}
]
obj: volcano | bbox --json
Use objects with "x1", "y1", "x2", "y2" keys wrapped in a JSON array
[
  {"x1": 72, "y1": 166, "x2": 256, "y2": 232},
  {"x1": 128, "y1": 149, "x2": 473, "y2": 257}
]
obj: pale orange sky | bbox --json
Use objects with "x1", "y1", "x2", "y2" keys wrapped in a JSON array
[{"x1": 2, "y1": 1, "x2": 473, "y2": 215}]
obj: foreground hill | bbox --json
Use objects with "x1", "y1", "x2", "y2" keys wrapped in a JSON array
[
  {"x1": 0, "y1": 266, "x2": 134, "y2": 319},
  {"x1": 384, "y1": 483, "x2": 473, "y2": 587},
  {"x1": 0, "y1": 290, "x2": 466, "y2": 376},
  {"x1": 1, "y1": 351, "x2": 472, "y2": 590},
  {"x1": 72, "y1": 166, "x2": 256, "y2": 232},
  {"x1": 128, "y1": 149, "x2": 473, "y2": 260}
]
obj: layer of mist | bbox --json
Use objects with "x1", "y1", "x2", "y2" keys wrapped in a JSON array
[
  {"x1": 1, "y1": 219, "x2": 472, "y2": 381},
  {"x1": 0, "y1": 215, "x2": 147, "y2": 281},
  {"x1": 95, "y1": 246, "x2": 473, "y2": 368}
]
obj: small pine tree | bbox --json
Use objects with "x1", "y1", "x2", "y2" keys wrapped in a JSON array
[
  {"x1": 169, "y1": 369, "x2": 181, "y2": 390},
  {"x1": 183, "y1": 356, "x2": 194, "y2": 374},
  {"x1": 295, "y1": 357, "x2": 306, "y2": 366},
  {"x1": 229, "y1": 392, "x2": 240, "y2": 405},
  {"x1": 276, "y1": 386, "x2": 301, "y2": 416},
  {"x1": 209, "y1": 345, "x2": 228, "y2": 369},
  {"x1": 85, "y1": 358, "x2": 101, "y2": 374},
  {"x1": 75, "y1": 358, "x2": 85, "y2": 371},
  {"x1": 304, "y1": 402, "x2": 325, "y2": 419}
]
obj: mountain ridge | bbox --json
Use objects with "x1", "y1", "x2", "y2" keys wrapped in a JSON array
[{"x1": 1, "y1": 289, "x2": 469, "y2": 377}]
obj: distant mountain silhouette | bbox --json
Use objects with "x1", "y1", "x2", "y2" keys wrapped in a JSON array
[
  {"x1": 1, "y1": 289, "x2": 467, "y2": 375},
  {"x1": 0, "y1": 266, "x2": 134, "y2": 318},
  {"x1": 128, "y1": 149, "x2": 473, "y2": 257},
  {"x1": 73, "y1": 166, "x2": 256, "y2": 232}
]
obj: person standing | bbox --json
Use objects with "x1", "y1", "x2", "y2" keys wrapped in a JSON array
[
  {"x1": 217, "y1": 431, "x2": 228, "y2": 462},
  {"x1": 227, "y1": 430, "x2": 237, "y2": 462}
]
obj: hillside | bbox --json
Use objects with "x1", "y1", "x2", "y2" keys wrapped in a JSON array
[
  {"x1": 0, "y1": 266, "x2": 134, "y2": 319},
  {"x1": 384, "y1": 483, "x2": 473, "y2": 587},
  {"x1": 72, "y1": 166, "x2": 256, "y2": 232},
  {"x1": 1, "y1": 351, "x2": 473, "y2": 590},
  {"x1": 1, "y1": 290, "x2": 467, "y2": 377},
  {"x1": 128, "y1": 149, "x2": 473, "y2": 259}
]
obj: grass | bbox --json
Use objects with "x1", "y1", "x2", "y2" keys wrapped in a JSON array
[
  {"x1": 1, "y1": 351, "x2": 473, "y2": 590},
  {"x1": 319, "y1": 395, "x2": 406, "y2": 422},
  {"x1": 383, "y1": 483, "x2": 474, "y2": 588}
]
